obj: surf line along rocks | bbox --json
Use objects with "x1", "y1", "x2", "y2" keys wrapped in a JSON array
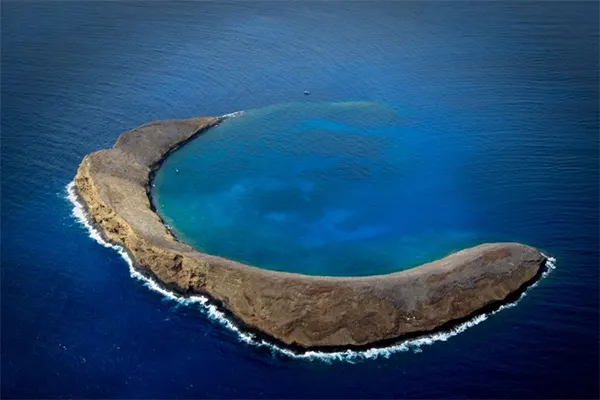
[{"x1": 73, "y1": 115, "x2": 547, "y2": 351}]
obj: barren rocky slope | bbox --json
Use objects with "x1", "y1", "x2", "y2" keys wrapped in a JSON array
[{"x1": 73, "y1": 116, "x2": 546, "y2": 349}]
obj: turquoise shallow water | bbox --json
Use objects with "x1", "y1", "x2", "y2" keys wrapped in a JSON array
[
  {"x1": 153, "y1": 102, "x2": 487, "y2": 276},
  {"x1": 2, "y1": 1, "x2": 598, "y2": 398}
]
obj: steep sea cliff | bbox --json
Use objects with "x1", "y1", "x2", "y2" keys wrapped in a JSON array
[
  {"x1": 3, "y1": 2, "x2": 597, "y2": 398},
  {"x1": 72, "y1": 113, "x2": 548, "y2": 350}
]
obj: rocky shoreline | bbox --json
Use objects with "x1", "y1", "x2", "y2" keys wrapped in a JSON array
[{"x1": 73, "y1": 115, "x2": 547, "y2": 350}]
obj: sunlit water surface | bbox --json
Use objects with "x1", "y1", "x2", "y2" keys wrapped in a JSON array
[
  {"x1": 154, "y1": 101, "x2": 489, "y2": 276},
  {"x1": 2, "y1": 2, "x2": 598, "y2": 398}
]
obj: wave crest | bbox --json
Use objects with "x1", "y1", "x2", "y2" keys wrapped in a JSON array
[
  {"x1": 221, "y1": 110, "x2": 245, "y2": 119},
  {"x1": 66, "y1": 181, "x2": 556, "y2": 363}
]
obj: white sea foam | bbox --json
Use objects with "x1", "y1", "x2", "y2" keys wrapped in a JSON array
[
  {"x1": 66, "y1": 181, "x2": 557, "y2": 363},
  {"x1": 221, "y1": 110, "x2": 245, "y2": 119}
]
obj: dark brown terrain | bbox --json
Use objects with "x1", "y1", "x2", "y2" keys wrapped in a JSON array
[{"x1": 73, "y1": 116, "x2": 546, "y2": 349}]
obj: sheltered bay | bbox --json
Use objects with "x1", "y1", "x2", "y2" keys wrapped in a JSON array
[{"x1": 73, "y1": 116, "x2": 546, "y2": 350}]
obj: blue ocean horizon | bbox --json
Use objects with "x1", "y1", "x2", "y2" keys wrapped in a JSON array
[{"x1": 2, "y1": 1, "x2": 598, "y2": 398}]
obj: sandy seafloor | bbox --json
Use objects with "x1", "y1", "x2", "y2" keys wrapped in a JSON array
[{"x1": 2, "y1": 2, "x2": 598, "y2": 398}]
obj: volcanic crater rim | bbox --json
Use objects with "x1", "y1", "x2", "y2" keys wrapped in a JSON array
[{"x1": 72, "y1": 112, "x2": 547, "y2": 349}]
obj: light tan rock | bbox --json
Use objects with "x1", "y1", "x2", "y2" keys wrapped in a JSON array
[{"x1": 73, "y1": 116, "x2": 546, "y2": 350}]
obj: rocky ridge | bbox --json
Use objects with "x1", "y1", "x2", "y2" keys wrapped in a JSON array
[{"x1": 73, "y1": 115, "x2": 546, "y2": 350}]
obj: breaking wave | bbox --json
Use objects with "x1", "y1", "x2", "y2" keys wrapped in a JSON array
[
  {"x1": 65, "y1": 181, "x2": 556, "y2": 363},
  {"x1": 221, "y1": 110, "x2": 245, "y2": 119}
]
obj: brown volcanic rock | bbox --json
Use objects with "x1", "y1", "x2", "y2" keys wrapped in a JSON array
[{"x1": 73, "y1": 116, "x2": 546, "y2": 349}]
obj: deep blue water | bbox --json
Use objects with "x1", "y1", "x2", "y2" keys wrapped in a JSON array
[{"x1": 2, "y1": 1, "x2": 598, "y2": 398}]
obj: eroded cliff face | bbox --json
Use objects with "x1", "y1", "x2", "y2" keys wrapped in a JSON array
[{"x1": 73, "y1": 116, "x2": 547, "y2": 350}]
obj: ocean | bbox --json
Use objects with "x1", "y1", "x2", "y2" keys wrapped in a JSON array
[
  {"x1": 152, "y1": 101, "x2": 497, "y2": 277},
  {"x1": 2, "y1": 1, "x2": 598, "y2": 398}
]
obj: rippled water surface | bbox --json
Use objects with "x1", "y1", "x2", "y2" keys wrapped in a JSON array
[
  {"x1": 2, "y1": 1, "x2": 598, "y2": 398},
  {"x1": 154, "y1": 102, "x2": 490, "y2": 276}
]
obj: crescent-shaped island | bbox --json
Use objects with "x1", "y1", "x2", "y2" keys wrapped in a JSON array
[{"x1": 73, "y1": 115, "x2": 547, "y2": 351}]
